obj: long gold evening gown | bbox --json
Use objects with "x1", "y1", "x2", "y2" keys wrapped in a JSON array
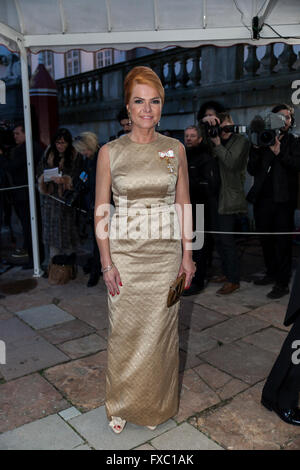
[{"x1": 105, "y1": 133, "x2": 182, "y2": 426}]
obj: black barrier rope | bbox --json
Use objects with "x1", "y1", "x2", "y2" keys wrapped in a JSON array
[{"x1": 1, "y1": 184, "x2": 300, "y2": 235}]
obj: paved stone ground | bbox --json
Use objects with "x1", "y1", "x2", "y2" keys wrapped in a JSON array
[{"x1": 0, "y1": 235, "x2": 300, "y2": 450}]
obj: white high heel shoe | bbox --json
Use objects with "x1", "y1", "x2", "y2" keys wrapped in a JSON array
[{"x1": 109, "y1": 416, "x2": 126, "y2": 434}]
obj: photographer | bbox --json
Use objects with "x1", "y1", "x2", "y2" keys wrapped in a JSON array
[
  {"x1": 183, "y1": 125, "x2": 220, "y2": 296},
  {"x1": 247, "y1": 104, "x2": 300, "y2": 299},
  {"x1": 207, "y1": 112, "x2": 249, "y2": 295},
  {"x1": 196, "y1": 101, "x2": 226, "y2": 270},
  {"x1": 197, "y1": 100, "x2": 226, "y2": 124},
  {"x1": 73, "y1": 132, "x2": 102, "y2": 287}
]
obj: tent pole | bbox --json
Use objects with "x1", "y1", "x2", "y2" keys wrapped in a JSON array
[{"x1": 17, "y1": 39, "x2": 42, "y2": 277}]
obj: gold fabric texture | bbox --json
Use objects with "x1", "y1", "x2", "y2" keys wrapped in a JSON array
[{"x1": 105, "y1": 133, "x2": 182, "y2": 426}]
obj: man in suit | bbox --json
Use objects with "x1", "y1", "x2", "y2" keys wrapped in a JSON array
[
  {"x1": 261, "y1": 255, "x2": 300, "y2": 425},
  {"x1": 247, "y1": 104, "x2": 300, "y2": 299},
  {"x1": 1, "y1": 123, "x2": 44, "y2": 269}
]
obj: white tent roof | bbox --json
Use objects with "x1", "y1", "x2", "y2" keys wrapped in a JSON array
[
  {"x1": 0, "y1": 0, "x2": 300, "y2": 54},
  {"x1": 1, "y1": 0, "x2": 300, "y2": 278}
]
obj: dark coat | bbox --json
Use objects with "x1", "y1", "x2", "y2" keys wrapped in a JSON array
[
  {"x1": 247, "y1": 133, "x2": 300, "y2": 206},
  {"x1": 284, "y1": 256, "x2": 300, "y2": 326},
  {"x1": 186, "y1": 142, "x2": 220, "y2": 205},
  {"x1": 0, "y1": 141, "x2": 43, "y2": 202},
  {"x1": 81, "y1": 150, "x2": 99, "y2": 211},
  {"x1": 212, "y1": 133, "x2": 249, "y2": 215}
]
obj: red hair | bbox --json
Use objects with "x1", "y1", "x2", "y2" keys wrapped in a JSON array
[{"x1": 124, "y1": 66, "x2": 165, "y2": 105}]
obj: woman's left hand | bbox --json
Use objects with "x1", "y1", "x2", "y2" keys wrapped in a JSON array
[{"x1": 178, "y1": 257, "x2": 196, "y2": 289}]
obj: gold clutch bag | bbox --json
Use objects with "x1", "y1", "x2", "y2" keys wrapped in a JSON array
[{"x1": 167, "y1": 273, "x2": 186, "y2": 307}]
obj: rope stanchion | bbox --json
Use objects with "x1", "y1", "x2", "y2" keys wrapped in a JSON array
[
  {"x1": 42, "y1": 193, "x2": 88, "y2": 215},
  {"x1": 0, "y1": 184, "x2": 29, "y2": 191},
  {"x1": 1, "y1": 184, "x2": 299, "y2": 235},
  {"x1": 195, "y1": 230, "x2": 300, "y2": 235},
  {"x1": 0, "y1": 183, "x2": 89, "y2": 215}
]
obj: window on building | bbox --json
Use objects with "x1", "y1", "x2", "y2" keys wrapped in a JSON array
[
  {"x1": 96, "y1": 49, "x2": 113, "y2": 68},
  {"x1": 39, "y1": 51, "x2": 54, "y2": 78},
  {"x1": 66, "y1": 50, "x2": 81, "y2": 76}
]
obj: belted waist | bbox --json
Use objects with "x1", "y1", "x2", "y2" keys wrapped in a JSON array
[{"x1": 114, "y1": 203, "x2": 176, "y2": 216}]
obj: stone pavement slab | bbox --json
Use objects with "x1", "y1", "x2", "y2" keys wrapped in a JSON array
[
  {"x1": 175, "y1": 369, "x2": 220, "y2": 422},
  {"x1": 0, "y1": 317, "x2": 37, "y2": 344},
  {"x1": 242, "y1": 327, "x2": 288, "y2": 355},
  {"x1": 200, "y1": 341, "x2": 277, "y2": 385},
  {"x1": 0, "y1": 414, "x2": 84, "y2": 450},
  {"x1": 0, "y1": 291, "x2": 55, "y2": 314},
  {"x1": 39, "y1": 319, "x2": 95, "y2": 345},
  {"x1": 0, "y1": 310, "x2": 13, "y2": 321},
  {"x1": 44, "y1": 351, "x2": 107, "y2": 412},
  {"x1": 216, "y1": 378, "x2": 249, "y2": 401},
  {"x1": 248, "y1": 302, "x2": 290, "y2": 332},
  {"x1": 15, "y1": 304, "x2": 75, "y2": 330},
  {"x1": 179, "y1": 350, "x2": 203, "y2": 372},
  {"x1": 134, "y1": 443, "x2": 156, "y2": 450},
  {"x1": 58, "y1": 407, "x2": 82, "y2": 421},
  {"x1": 150, "y1": 422, "x2": 223, "y2": 450},
  {"x1": 206, "y1": 314, "x2": 269, "y2": 344},
  {"x1": 193, "y1": 363, "x2": 249, "y2": 400},
  {"x1": 192, "y1": 292, "x2": 250, "y2": 316},
  {"x1": 69, "y1": 405, "x2": 177, "y2": 450},
  {"x1": 217, "y1": 283, "x2": 277, "y2": 309},
  {"x1": 0, "y1": 335, "x2": 69, "y2": 381},
  {"x1": 0, "y1": 373, "x2": 68, "y2": 433},
  {"x1": 74, "y1": 444, "x2": 92, "y2": 450},
  {"x1": 179, "y1": 302, "x2": 228, "y2": 331},
  {"x1": 179, "y1": 329, "x2": 219, "y2": 356},
  {"x1": 0, "y1": 304, "x2": 11, "y2": 315},
  {"x1": 58, "y1": 333, "x2": 107, "y2": 359},
  {"x1": 196, "y1": 382, "x2": 300, "y2": 450},
  {"x1": 59, "y1": 294, "x2": 108, "y2": 331}
]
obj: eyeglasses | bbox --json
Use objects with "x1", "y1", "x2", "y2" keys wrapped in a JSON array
[{"x1": 74, "y1": 135, "x2": 82, "y2": 141}]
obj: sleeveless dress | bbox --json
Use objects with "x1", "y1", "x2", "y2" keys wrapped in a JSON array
[{"x1": 105, "y1": 133, "x2": 182, "y2": 426}]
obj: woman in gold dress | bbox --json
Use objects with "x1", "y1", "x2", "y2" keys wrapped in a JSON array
[{"x1": 95, "y1": 66, "x2": 195, "y2": 433}]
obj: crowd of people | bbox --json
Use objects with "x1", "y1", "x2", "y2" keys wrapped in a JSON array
[
  {"x1": 0, "y1": 65, "x2": 300, "y2": 431},
  {"x1": 183, "y1": 101, "x2": 300, "y2": 300},
  {"x1": 0, "y1": 98, "x2": 299, "y2": 298},
  {"x1": 0, "y1": 122, "x2": 102, "y2": 286}
]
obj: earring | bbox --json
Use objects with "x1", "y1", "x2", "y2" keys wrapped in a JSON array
[
  {"x1": 157, "y1": 121, "x2": 160, "y2": 127},
  {"x1": 128, "y1": 112, "x2": 132, "y2": 126}
]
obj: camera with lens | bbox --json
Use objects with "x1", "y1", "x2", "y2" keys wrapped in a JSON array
[
  {"x1": 204, "y1": 121, "x2": 247, "y2": 139},
  {"x1": 249, "y1": 113, "x2": 286, "y2": 147},
  {"x1": 204, "y1": 121, "x2": 221, "y2": 138},
  {"x1": 63, "y1": 170, "x2": 88, "y2": 208}
]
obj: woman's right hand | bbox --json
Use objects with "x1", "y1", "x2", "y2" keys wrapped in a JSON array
[{"x1": 103, "y1": 266, "x2": 122, "y2": 297}]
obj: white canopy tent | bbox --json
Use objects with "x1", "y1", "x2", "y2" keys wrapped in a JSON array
[{"x1": 0, "y1": 0, "x2": 299, "y2": 276}]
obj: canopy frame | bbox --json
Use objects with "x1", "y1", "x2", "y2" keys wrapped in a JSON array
[
  {"x1": 0, "y1": 0, "x2": 299, "y2": 276},
  {"x1": 17, "y1": 36, "x2": 42, "y2": 277}
]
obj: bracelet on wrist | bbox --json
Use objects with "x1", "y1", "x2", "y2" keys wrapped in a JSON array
[{"x1": 101, "y1": 264, "x2": 114, "y2": 273}]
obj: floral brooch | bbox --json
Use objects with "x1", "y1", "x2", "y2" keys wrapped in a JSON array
[{"x1": 158, "y1": 149, "x2": 175, "y2": 173}]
